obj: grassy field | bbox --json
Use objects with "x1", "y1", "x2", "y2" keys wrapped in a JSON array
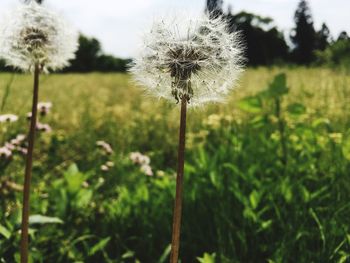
[{"x1": 1, "y1": 68, "x2": 350, "y2": 262}]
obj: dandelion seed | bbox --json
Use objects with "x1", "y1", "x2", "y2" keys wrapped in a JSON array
[
  {"x1": 130, "y1": 14, "x2": 245, "y2": 106},
  {"x1": 0, "y1": 114, "x2": 19, "y2": 123},
  {"x1": 0, "y1": 1, "x2": 78, "y2": 72}
]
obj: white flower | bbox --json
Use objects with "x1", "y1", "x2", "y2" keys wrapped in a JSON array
[
  {"x1": 0, "y1": 114, "x2": 19, "y2": 123},
  {"x1": 0, "y1": 147, "x2": 12, "y2": 159},
  {"x1": 10, "y1": 134, "x2": 26, "y2": 146},
  {"x1": 0, "y1": 1, "x2": 78, "y2": 72},
  {"x1": 36, "y1": 122, "x2": 52, "y2": 132},
  {"x1": 100, "y1": 165, "x2": 109, "y2": 172},
  {"x1": 96, "y1": 141, "x2": 113, "y2": 155},
  {"x1": 130, "y1": 14, "x2": 245, "y2": 106},
  {"x1": 140, "y1": 164, "x2": 153, "y2": 176},
  {"x1": 38, "y1": 101, "x2": 53, "y2": 115},
  {"x1": 130, "y1": 152, "x2": 150, "y2": 165}
]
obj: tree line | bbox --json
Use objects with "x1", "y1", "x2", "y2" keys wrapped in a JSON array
[
  {"x1": 207, "y1": 0, "x2": 350, "y2": 67},
  {"x1": 0, "y1": 34, "x2": 131, "y2": 73},
  {"x1": 1, "y1": 0, "x2": 349, "y2": 72}
]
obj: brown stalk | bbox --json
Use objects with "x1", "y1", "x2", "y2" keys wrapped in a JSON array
[
  {"x1": 170, "y1": 96, "x2": 187, "y2": 263},
  {"x1": 20, "y1": 63, "x2": 40, "y2": 263}
]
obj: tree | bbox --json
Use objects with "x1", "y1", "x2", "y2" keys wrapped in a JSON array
[
  {"x1": 66, "y1": 35, "x2": 102, "y2": 72},
  {"x1": 291, "y1": 0, "x2": 317, "y2": 64},
  {"x1": 316, "y1": 23, "x2": 331, "y2": 51},
  {"x1": 205, "y1": 0, "x2": 223, "y2": 18},
  {"x1": 226, "y1": 11, "x2": 289, "y2": 65},
  {"x1": 65, "y1": 34, "x2": 130, "y2": 73},
  {"x1": 338, "y1": 31, "x2": 349, "y2": 41},
  {"x1": 23, "y1": 0, "x2": 44, "y2": 3}
]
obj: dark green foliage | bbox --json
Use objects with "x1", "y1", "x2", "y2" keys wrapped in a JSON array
[
  {"x1": 0, "y1": 35, "x2": 129, "y2": 73},
  {"x1": 66, "y1": 35, "x2": 102, "y2": 73},
  {"x1": 226, "y1": 12, "x2": 289, "y2": 66},
  {"x1": 316, "y1": 23, "x2": 332, "y2": 51},
  {"x1": 337, "y1": 31, "x2": 349, "y2": 41},
  {"x1": 65, "y1": 35, "x2": 130, "y2": 73},
  {"x1": 206, "y1": 0, "x2": 290, "y2": 66},
  {"x1": 316, "y1": 38, "x2": 350, "y2": 68}
]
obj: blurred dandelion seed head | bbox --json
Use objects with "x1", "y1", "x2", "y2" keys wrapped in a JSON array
[
  {"x1": 0, "y1": 0, "x2": 78, "y2": 72},
  {"x1": 130, "y1": 14, "x2": 245, "y2": 106}
]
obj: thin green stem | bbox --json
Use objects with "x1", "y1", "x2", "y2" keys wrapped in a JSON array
[
  {"x1": 170, "y1": 97, "x2": 187, "y2": 263},
  {"x1": 275, "y1": 97, "x2": 288, "y2": 167},
  {"x1": 20, "y1": 64, "x2": 40, "y2": 263}
]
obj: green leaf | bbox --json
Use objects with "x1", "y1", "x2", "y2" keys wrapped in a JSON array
[
  {"x1": 280, "y1": 178, "x2": 293, "y2": 203},
  {"x1": 249, "y1": 190, "x2": 260, "y2": 209},
  {"x1": 76, "y1": 189, "x2": 93, "y2": 208},
  {"x1": 197, "y1": 252, "x2": 216, "y2": 263},
  {"x1": 287, "y1": 103, "x2": 306, "y2": 116},
  {"x1": 158, "y1": 245, "x2": 171, "y2": 263},
  {"x1": 64, "y1": 164, "x2": 86, "y2": 193},
  {"x1": 342, "y1": 131, "x2": 350, "y2": 160},
  {"x1": 0, "y1": 224, "x2": 11, "y2": 239},
  {"x1": 121, "y1": 250, "x2": 135, "y2": 259},
  {"x1": 312, "y1": 118, "x2": 330, "y2": 128},
  {"x1": 29, "y1": 215, "x2": 63, "y2": 225},
  {"x1": 268, "y1": 73, "x2": 288, "y2": 97},
  {"x1": 89, "y1": 237, "x2": 111, "y2": 256},
  {"x1": 260, "y1": 220, "x2": 273, "y2": 230},
  {"x1": 238, "y1": 96, "x2": 262, "y2": 113}
]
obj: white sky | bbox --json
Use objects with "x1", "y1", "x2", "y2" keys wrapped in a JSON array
[{"x1": 1, "y1": 0, "x2": 349, "y2": 58}]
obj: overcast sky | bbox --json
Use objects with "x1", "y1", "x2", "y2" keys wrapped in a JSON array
[{"x1": 1, "y1": 0, "x2": 349, "y2": 58}]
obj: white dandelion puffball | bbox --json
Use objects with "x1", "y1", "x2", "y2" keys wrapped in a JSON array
[
  {"x1": 0, "y1": 0, "x2": 78, "y2": 72},
  {"x1": 130, "y1": 14, "x2": 245, "y2": 106}
]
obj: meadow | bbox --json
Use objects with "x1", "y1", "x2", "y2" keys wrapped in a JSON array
[{"x1": 1, "y1": 67, "x2": 350, "y2": 262}]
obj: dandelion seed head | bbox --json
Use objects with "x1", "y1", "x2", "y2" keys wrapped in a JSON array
[
  {"x1": 130, "y1": 14, "x2": 245, "y2": 106},
  {"x1": 0, "y1": 1, "x2": 78, "y2": 72}
]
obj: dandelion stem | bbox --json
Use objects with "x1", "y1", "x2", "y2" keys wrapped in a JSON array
[
  {"x1": 170, "y1": 96, "x2": 187, "y2": 263},
  {"x1": 20, "y1": 64, "x2": 40, "y2": 263}
]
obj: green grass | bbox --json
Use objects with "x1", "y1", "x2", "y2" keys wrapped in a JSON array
[{"x1": 1, "y1": 68, "x2": 350, "y2": 263}]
